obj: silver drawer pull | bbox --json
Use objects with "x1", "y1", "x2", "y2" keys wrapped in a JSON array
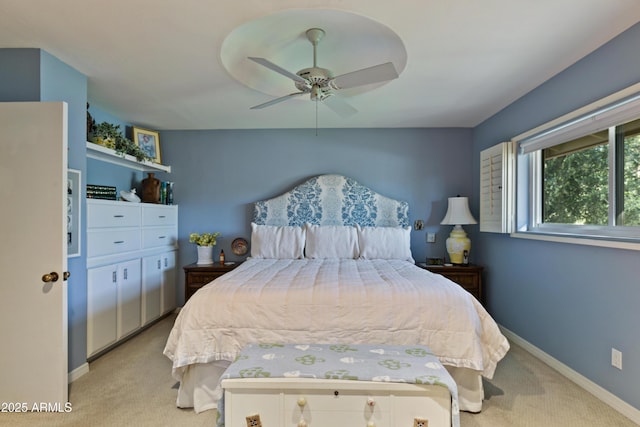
[
  {"x1": 158, "y1": 235, "x2": 166, "y2": 239},
  {"x1": 158, "y1": 215, "x2": 166, "y2": 218},
  {"x1": 114, "y1": 240, "x2": 125, "y2": 244},
  {"x1": 113, "y1": 215, "x2": 125, "y2": 218}
]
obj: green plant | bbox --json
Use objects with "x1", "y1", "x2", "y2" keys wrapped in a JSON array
[
  {"x1": 90, "y1": 121, "x2": 152, "y2": 162},
  {"x1": 189, "y1": 232, "x2": 221, "y2": 247},
  {"x1": 91, "y1": 121, "x2": 119, "y2": 140}
]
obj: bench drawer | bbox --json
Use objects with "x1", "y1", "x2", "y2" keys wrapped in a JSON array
[{"x1": 222, "y1": 378, "x2": 451, "y2": 427}]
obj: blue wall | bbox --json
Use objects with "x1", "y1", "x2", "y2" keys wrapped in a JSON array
[
  {"x1": 159, "y1": 127, "x2": 475, "y2": 301},
  {"x1": 0, "y1": 49, "x2": 88, "y2": 372},
  {"x1": 473, "y1": 23, "x2": 640, "y2": 410}
]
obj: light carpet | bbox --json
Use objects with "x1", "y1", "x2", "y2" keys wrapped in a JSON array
[{"x1": 2, "y1": 314, "x2": 636, "y2": 426}]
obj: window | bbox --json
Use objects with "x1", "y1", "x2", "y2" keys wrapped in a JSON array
[
  {"x1": 619, "y1": 119, "x2": 640, "y2": 226},
  {"x1": 513, "y1": 85, "x2": 640, "y2": 243},
  {"x1": 542, "y1": 129, "x2": 609, "y2": 226}
]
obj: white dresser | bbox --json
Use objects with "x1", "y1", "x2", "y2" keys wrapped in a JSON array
[{"x1": 86, "y1": 199, "x2": 178, "y2": 358}]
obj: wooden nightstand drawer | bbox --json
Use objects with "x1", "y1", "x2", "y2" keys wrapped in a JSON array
[
  {"x1": 417, "y1": 263, "x2": 483, "y2": 303},
  {"x1": 183, "y1": 262, "x2": 242, "y2": 303}
]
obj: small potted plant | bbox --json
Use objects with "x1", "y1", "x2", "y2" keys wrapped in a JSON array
[
  {"x1": 90, "y1": 121, "x2": 152, "y2": 162},
  {"x1": 189, "y1": 232, "x2": 221, "y2": 265},
  {"x1": 90, "y1": 122, "x2": 120, "y2": 149}
]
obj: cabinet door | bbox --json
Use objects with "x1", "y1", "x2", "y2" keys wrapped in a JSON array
[
  {"x1": 87, "y1": 264, "x2": 118, "y2": 356},
  {"x1": 142, "y1": 255, "x2": 162, "y2": 325},
  {"x1": 117, "y1": 259, "x2": 142, "y2": 339},
  {"x1": 161, "y1": 251, "x2": 177, "y2": 314}
]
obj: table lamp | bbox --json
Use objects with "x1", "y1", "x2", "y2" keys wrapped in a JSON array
[{"x1": 440, "y1": 196, "x2": 477, "y2": 265}]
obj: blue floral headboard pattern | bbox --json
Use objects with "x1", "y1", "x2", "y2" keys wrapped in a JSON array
[{"x1": 253, "y1": 174, "x2": 410, "y2": 227}]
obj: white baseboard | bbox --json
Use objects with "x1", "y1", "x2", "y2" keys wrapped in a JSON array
[
  {"x1": 500, "y1": 325, "x2": 640, "y2": 425},
  {"x1": 68, "y1": 362, "x2": 89, "y2": 383}
]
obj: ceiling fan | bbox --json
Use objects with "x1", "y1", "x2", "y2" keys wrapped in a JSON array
[{"x1": 248, "y1": 28, "x2": 399, "y2": 117}]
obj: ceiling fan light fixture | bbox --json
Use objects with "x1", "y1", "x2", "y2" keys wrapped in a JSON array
[
  {"x1": 310, "y1": 84, "x2": 321, "y2": 100},
  {"x1": 247, "y1": 27, "x2": 400, "y2": 116}
]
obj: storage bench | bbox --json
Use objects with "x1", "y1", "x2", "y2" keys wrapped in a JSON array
[{"x1": 218, "y1": 343, "x2": 459, "y2": 427}]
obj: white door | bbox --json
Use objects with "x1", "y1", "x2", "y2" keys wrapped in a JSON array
[{"x1": 0, "y1": 102, "x2": 68, "y2": 406}]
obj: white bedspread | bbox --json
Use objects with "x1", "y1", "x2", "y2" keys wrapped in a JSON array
[{"x1": 164, "y1": 258, "x2": 509, "y2": 386}]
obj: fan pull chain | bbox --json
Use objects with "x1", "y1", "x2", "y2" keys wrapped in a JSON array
[{"x1": 315, "y1": 99, "x2": 318, "y2": 136}]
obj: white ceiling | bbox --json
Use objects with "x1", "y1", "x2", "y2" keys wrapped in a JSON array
[{"x1": 1, "y1": 1, "x2": 639, "y2": 130}]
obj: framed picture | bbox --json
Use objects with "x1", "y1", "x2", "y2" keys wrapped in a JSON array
[
  {"x1": 67, "y1": 169, "x2": 81, "y2": 258},
  {"x1": 132, "y1": 127, "x2": 161, "y2": 164}
]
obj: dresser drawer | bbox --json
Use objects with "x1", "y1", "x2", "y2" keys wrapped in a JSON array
[
  {"x1": 88, "y1": 229, "x2": 141, "y2": 257},
  {"x1": 142, "y1": 205, "x2": 177, "y2": 226},
  {"x1": 142, "y1": 226, "x2": 177, "y2": 249},
  {"x1": 87, "y1": 202, "x2": 141, "y2": 228}
]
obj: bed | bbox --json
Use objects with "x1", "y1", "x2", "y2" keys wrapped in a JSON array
[{"x1": 163, "y1": 174, "x2": 509, "y2": 416}]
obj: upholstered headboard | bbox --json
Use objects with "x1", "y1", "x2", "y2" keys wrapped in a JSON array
[{"x1": 253, "y1": 174, "x2": 410, "y2": 227}]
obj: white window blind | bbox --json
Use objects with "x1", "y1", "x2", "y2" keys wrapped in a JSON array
[
  {"x1": 480, "y1": 141, "x2": 514, "y2": 233},
  {"x1": 518, "y1": 92, "x2": 640, "y2": 154}
]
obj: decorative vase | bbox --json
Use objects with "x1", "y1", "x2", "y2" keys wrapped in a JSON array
[
  {"x1": 196, "y1": 245, "x2": 214, "y2": 265},
  {"x1": 142, "y1": 172, "x2": 160, "y2": 203}
]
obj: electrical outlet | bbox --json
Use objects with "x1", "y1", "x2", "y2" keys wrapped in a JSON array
[
  {"x1": 426, "y1": 233, "x2": 436, "y2": 243},
  {"x1": 611, "y1": 348, "x2": 622, "y2": 370}
]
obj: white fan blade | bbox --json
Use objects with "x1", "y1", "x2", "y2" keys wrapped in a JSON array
[
  {"x1": 250, "y1": 92, "x2": 306, "y2": 109},
  {"x1": 322, "y1": 95, "x2": 358, "y2": 118},
  {"x1": 330, "y1": 62, "x2": 398, "y2": 90},
  {"x1": 248, "y1": 57, "x2": 307, "y2": 84}
]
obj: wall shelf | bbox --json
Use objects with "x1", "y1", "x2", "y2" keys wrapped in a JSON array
[{"x1": 86, "y1": 141, "x2": 171, "y2": 173}]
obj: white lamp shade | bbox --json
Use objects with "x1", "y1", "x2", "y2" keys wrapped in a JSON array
[{"x1": 440, "y1": 197, "x2": 477, "y2": 225}]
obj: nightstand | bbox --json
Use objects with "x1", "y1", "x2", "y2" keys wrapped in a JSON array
[
  {"x1": 417, "y1": 263, "x2": 483, "y2": 303},
  {"x1": 183, "y1": 262, "x2": 242, "y2": 303}
]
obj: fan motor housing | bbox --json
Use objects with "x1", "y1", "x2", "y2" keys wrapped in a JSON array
[{"x1": 295, "y1": 67, "x2": 334, "y2": 91}]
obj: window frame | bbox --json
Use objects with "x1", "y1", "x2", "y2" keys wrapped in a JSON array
[{"x1": 511, "y1": 83, "x2": 640, "y2": 250}]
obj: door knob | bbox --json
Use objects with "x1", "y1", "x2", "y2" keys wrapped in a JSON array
[
  {"x1": 42, "y1": 272, "x2": 59, "y2": 283},
  {"x1": 63, "y1": 271, "x2": 71, "y2": 280}
]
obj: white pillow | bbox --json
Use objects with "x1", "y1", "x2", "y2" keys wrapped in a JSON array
[
  {"x1": 250, "y1": 223, "x2": 305, "y2": 259},
  {"x1": 304, "y1": 224, "x2": 359, "y2": 259},
  {"x1": 357, "y1": 226, "x2": 414, "y2": 262}
]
